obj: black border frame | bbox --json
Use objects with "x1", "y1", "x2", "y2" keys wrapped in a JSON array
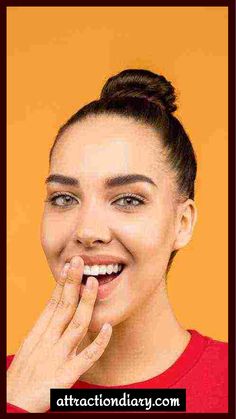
[{"x1": 2, "y1": 1, "x2": 235, "y2": 417}]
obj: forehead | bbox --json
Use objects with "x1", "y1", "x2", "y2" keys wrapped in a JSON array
[{"x1": 51, "y1": 115, "x2": 166, "y2": 181}]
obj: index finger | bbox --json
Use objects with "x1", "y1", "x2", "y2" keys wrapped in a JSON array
[
  {"x1": 19, "y1": 263, "x2": 70, "y2": 354},
  {"x1": 46, "y1": 256, "x2": 85, "y2": 340}
]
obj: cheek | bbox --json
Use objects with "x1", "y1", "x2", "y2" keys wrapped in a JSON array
[
  {"x1": 40, "y1": 211, "x2": 74, "y2": 257},
  {"x1": 117, "y1": 215, "x2": 174, "y2": 306},
  {"x1": 118, "y1": 212, "x2": 173, "y2": 263}
]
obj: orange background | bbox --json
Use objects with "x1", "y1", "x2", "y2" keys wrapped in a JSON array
[{"x1": 7, "y1": 7, "x2": 228, "y2": 354}]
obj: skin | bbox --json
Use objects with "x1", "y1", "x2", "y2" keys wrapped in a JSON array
[
  {"x1": 41, "y1": 114, "x2": 197, "y2": 386},
  {"x1": 7, "y1": 257, "x2": 112, "y2": 412}
]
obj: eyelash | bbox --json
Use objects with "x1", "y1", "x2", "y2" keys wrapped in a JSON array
[{"x1": 45, "y1": 192, "x2": 146, "y2": 211}]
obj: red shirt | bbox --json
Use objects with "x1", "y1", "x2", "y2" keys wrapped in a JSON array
[{"x1": 6, "y1": 329, "x2": 228, "y2": 413}]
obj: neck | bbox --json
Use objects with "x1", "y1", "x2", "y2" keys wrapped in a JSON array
[{"x1": 78, "y1": 279, "x2": 191, "y2": 386}]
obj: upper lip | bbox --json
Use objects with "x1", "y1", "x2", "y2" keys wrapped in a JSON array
[{"x1": 66, "y1": 254, "x2": 127, "y2": 266}]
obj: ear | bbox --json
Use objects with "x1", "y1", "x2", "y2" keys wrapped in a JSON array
[{"x1": 173, "y1": 199, "x2": 197, "y2": 251}]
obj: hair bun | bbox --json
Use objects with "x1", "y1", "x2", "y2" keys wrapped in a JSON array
[{"x1": 100, "y1": 69, "x2": 177, "y2": 114}]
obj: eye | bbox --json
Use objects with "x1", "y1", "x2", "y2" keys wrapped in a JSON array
[
  {"x1": 113, "y1": 194, "x2": 145, "y2": 210},
  {"x1": 45, "y1": 193, "x2": 78, "y2": 208}
]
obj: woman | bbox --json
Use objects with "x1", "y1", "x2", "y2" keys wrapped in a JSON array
[{"x1": 7, "y1": 69, "x2": 228, "y2": 413}]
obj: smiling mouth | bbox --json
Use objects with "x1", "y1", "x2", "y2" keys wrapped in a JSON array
[{"x1": 82, "y1": 265, "x2": 125, "y2": 285}]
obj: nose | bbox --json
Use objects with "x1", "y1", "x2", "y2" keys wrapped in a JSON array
[{"x1": 74, "y1": 202, "x2": 112, "y2": 248}]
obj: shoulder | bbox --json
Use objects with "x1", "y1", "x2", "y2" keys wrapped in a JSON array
[
  {"x1": 190, "y1": 329, "x2": 228, "y2": 363},
  {"x1": 6, "y1": 354, "x2": 15, "y2": 369},
  {"x1": 183, "y1": 331, "x2": 228, "y2": 412},
  {"x1": 203, "y1": 335, "x2": 228, "y2": 365},
  {"x1": 194, "y1": 331, "x2": 228, "y2": 383},
  {"x1": 186, "y1": 330, "x2": 228, "y2": 385}
]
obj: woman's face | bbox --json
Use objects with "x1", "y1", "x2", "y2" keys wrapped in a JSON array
[{"x1": 41, "y1": 115, "x2": 180, "y2": 331}]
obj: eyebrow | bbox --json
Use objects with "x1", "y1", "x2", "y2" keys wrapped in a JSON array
[{"x1": 45, "y1": 173, "x2": 157, "y2": 188}]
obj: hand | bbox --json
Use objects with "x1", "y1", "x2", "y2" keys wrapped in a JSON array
[{"x1": 7, "y1": 256, "x2": 112, "y2": 413}]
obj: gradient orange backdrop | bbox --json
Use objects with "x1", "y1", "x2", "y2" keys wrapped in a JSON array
[{"x1": 7, "y1": 6, "x2": 228, "y2": 354}]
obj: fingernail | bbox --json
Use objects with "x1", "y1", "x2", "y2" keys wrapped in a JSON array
[
  {"x1": 61, "y1": 263, "x2": 70, "y2": 278},
  {"x1": 86, "y1": 277, "x2": 94, "y2": 289},
  {"x1": 71, "y1": 256, "x2": 81, "y2": 268}
]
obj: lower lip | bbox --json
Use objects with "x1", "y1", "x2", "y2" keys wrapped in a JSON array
[{"x1": 79, "y1": 270, "x2": 124, "y2": 300}]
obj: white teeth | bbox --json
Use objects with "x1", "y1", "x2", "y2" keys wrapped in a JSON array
[
  {"x1": 113, "y1": 264, "x2": 118, "y2": 273},
  {"x1": 90, "y1": 265, "x2": 100, "y2": 276},
  {"x1": 99, "y1": 265, "x2": 107, "y2": 275},
  {"x1": 107, "y1": 264, "x2": 113, "y2": 274},
  {"x1": 83, "y1": 265, "x2": 91, "y2": 275},
  {"x1": 83, "y1": 263, "x2": 123, "y2": 276}
]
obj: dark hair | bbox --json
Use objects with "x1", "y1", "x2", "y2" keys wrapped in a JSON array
[{"x1": 50, "y1": 69, "x2": 197, "y2": 272}]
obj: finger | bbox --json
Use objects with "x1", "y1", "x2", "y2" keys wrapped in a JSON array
[
  {"x1": 57, "y1": 276, "x2": 99, "y2": 355},
  {"x1": 17, "y1": 264, "x2": 70, "y2": 356},
  {"x1": 45, "y1": 256, "x2": 84, "y2": 342},
  {"x1": 65, "y1": 323, "x2": 112, "y2": 383}
]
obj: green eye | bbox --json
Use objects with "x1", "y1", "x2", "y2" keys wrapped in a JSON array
[
  {"x1": 46, "y1": 193, "x2": 145, "y2": 210},
  {"x1": 47, "y1": 193, "x2": 78, "y2": 207},
  {"x1": 113, "y1": 194, "x2": 145, "y2": 209}
]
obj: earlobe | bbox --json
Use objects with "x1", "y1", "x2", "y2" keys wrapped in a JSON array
[{"x1": 173, "y1": 199, "x2": 197, "y2": 251}]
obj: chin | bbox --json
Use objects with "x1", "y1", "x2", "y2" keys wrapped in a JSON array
[{"x1": 87, "y1": 300, "x2": 133, "y2": 334}]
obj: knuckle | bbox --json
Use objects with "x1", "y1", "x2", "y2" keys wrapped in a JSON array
[
  {"x1": 82, "y1": 338, "x2": 105, "y2": 362},
  {"x1": 57, "y1": 299, "x2": 76, "y2": 310},
  {"x1": 66, "y1": 274, "x2": 76, "y2": 285},
  {"x1": 70, "y1": 317, "x2": 87, "y2": 331},
  {"x1": 80, "y1": 294, "x2": 95, "y2": 307},
  {"x1": 47, "y1": 298, "x2": 58, "y2": 309},
  {"x1": 57, "y1": 278, "x2": 66, "y2": 287},
  {"x1": 83, "y1": 348, "x2": 95, "y2": 361}
]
